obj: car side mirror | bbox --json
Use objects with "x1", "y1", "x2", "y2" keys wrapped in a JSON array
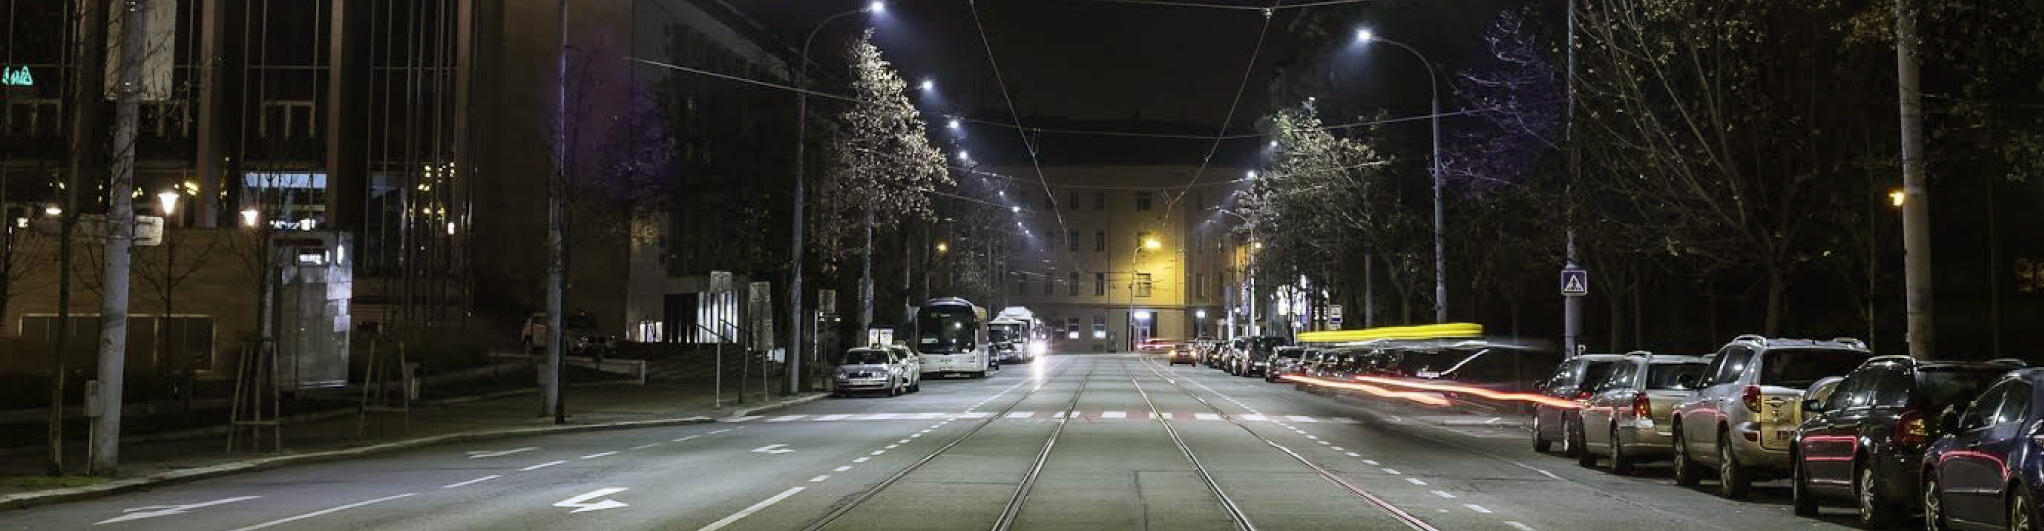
[
  {"x1": 1938, "y1": 406, "x2": 1962, "y2": 433},
  {"x1": 1801, "y1": 399, "x2": 1824, "y2": 413}
]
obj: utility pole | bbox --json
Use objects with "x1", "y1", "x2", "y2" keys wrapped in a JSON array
[
  {"x1": 545, "y1": 0, "x2": 568, "y2": 423},
  {"x1": 1893, "y1": 0, "x2": 1934, "y2": 358},
  {"x1": 1562, "y1": 0, "x2": 1583, "y2": 358},
  {"x1": 92, "y1": 0, "x2": 152, "y2": 476}
]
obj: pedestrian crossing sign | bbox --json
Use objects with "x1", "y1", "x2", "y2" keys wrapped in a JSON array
[{"x1": 1560, "y1": 268, "x2": 1589, "y2": 297}]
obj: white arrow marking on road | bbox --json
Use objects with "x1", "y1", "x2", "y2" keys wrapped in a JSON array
[
  {"x1": 95, "y1": 496, "x2": 261, "y2": 525},
  {"x1": 750, "y1": 444, "x2": 795, "y2": 454},
  {"x1": 554, "y1": 487, "x2": 630, "y2": 513},
  {"x1": 467, "y1": 447, "x2": 537, "y2": 459}
]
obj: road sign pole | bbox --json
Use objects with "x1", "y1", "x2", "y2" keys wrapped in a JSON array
[{"x1": 1561, "y1": 260, "x2": 1588, "y2": 357}]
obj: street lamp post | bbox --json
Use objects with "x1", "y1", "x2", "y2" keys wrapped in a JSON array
[
  {"x1": 157, "y1": 190, "x2": 188, "y2": 411},
  {"x1": 792, "y1": 2, "x2": 882, "y2": 394},
  {"x1": 1356, "y1": 29, "x2": 1446, "y2": 323},
  {"x1": 1127, "y1": 235, "x2": 1160, "y2": 351}
]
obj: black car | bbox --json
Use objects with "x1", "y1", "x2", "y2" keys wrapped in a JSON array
[{"x1": 1790, "y1": 356, "x2": 2013, "y2": 527}]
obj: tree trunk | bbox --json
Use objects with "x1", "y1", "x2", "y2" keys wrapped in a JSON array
[
  {"x1": 1362, "y1": 248, "x2": 1375, "y2": 328},
  {"x1": 858, "y1": 207, "x2": 874, "y2": 331},
  {"x1": 1764, "y1": 264, "x2": 1786, "y2": 337}
]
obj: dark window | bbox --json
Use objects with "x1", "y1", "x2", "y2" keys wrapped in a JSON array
[
  {"x1": 1827, "y1": 370, "x2": 1877, "y2": 410},
  {"x1": 1757, "y1": 348, "x2": 1872, "y2": 387},
  {"x1": 1958, "y1": 383, "x2": 2009, "y2": 430},
  {"x1": 1068, "y1": 272, "x2": 1080, "y2": 296},
  {"x1": 1095, "y1": 231, "x2": 1105, "y2": 252},
  {"x1": 1042, "y1": 276, "x2": 1054, "y2": 296},
  {"x1": 1645, "y1": 362, "x2": 1709, "y2": 390},
  {"x1": 1016, "y1": 276, "x2": 1028, "y2": 295},
  {"x1": 1600, "y1": 362, "x2": 1638, "y2": 391},
  {"x1": 1581, "y1": 361, "x2": 1620, "y2": 390},
  {"x1": 1094, "y1": 273, "x2": 1106, "y2": 296},
  {"x1": 1069, "y1": 230, "x2": 1080, "y2": 252},
  {"x1": 1872, "y1": 367, "x2": 1916, "y2": 407},
  {"x1": 1135, "y1": 273, "x2": 1153, "y2": 297},
  {"x1": 1914, "y1": 367, "x2": 2008, "y2": 410},
  {"x1": 1993, "y1": 383, "x2": 2034, "y2": 425},
  {"x1": 1136, "y1": 192, "x2": 1154, "y2": 211},
  {"x1": 1093, "y1": 192, "x2": 1106, "y2": 211},
  {"x1": 1194, "y1": 273, "x2": 1206, "y2": 300},
  {"x1": 1711, "y1": 347, "x2": 1755, "y2": 386}
]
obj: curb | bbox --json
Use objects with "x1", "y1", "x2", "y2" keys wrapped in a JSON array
[{"x1": 0, "y1": 393, "x2": 826, "y2": 512}]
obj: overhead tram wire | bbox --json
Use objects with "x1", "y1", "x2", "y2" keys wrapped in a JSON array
[
  {"x1": 965, "y1": 0, "x2": 1083, "y2": 277},
  {"x1": 1160, "y1": 0, "x2": 1279, "y2": 215}
]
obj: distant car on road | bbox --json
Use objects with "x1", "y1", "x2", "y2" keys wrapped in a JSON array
[
  {"x1": 1575, "y1": 352, "x2": 1710, "y2": 475},
  {"x1": 520, "y1": 312, "x2": 616, "y2": 358},
  {"x1": 1167, "y1": 344, "x2": 1197, "y2": 366},
  {"x1": 833, "y1": 347, "x2": 917, "y2": 397},
  {"x1": 1669, "y1": 335, "x2": 1872, "y2": 499},
  {"x1": 1790, "y1": 356, "x2": 2010, "y2": 526}
]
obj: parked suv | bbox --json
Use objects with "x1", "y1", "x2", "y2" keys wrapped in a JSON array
[
  {"x1": 1532, "y1": 354, "x2": 1630, "y2": 456},
  {"x1": 1791, "y1": 356, "x2": 2011, "y2": 526},
  {"x1": 1923, "y1": 368, "x2": 2044, "y2": 531},
  {"x1": 1267, "y1": 346, "x2": 1312, "y2": 382},
  {"x1": 1670, "y1": 335, "x2": 1873, "y2": 498},
  {"x1": 1577, "y1": 352, "x2": 1711, "y2": 475}
]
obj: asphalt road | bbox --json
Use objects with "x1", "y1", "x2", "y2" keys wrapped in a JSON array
[{"x1": 0, "y1": 353, "x2": 1864, "y2": 530}]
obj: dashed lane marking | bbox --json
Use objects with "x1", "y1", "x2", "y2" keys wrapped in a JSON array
[
  {"x1": 631, "y1": 443, "x2": 660, "y2": 450},
  {"x1": 442, "y1": 475, "x2": 500, "y2": 489},
  {"x1": 1506, "y1": 522, "x2": 1536, "y2": 531},
  {"x1": 834, "y1": 466, "x2": 853, "y2": 472},
  {"x1": 1383, "y1": 468, "x2": 1402, "y2": 475},
  {"x1": 1463, "y1": 504, "x2": 1493, "y2": 514},
  {"x1": 522, "y1": 460, "x2": 566, "y2": 471},
  {"x1": 1430, "y1": 490, "x2": 1456, "y2": 499},
  {"x1": 226, "y1": 493, "x2": 417, "y2": 531},
  {"x1": 581, "y1": 451, "x2": 618, "y2": 460},
  {"x1": 809, "y1": 475, "x2": 830, "y2": 482},
  {"x1": 1405, "y1": 478, "x2": 1426, "y2": 486},
  {"x1": 694, "y1": 487, "x2": 805, "y2": 531}
]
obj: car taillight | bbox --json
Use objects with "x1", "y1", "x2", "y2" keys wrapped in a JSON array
[
  {"x1": 1632, "y1": 392, "x2": 1652, "y2": 419},
  {"x1": 1573, "y1": 390, "x2": 1592, "y2": 401},
  {"x1": 1898, "y1": 409, "x2": 1928, "y2": 447},
  {"x1": 1742, "y1": 385, "x2": 1762, "y2": 413}
]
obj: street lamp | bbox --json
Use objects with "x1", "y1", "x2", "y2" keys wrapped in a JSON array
[
  {"x1": 792, "y1": 2, "x2": 883, "y2": 394},
  {"x1": 919, "y1": 78, "x2": 935, "y2": 92},
  {"x1": 239, "y1": 208, "x2": 260, "y2": 228},
  {"x1": 157, "y1": 190, "x2": 180, "y2": 218},
  {"x1": 1889, "y1": 188, "x2": 1906, "y2": 208},
  {"x1": 1355, "y1": 28, "x2": 1447, "y2": 323}
]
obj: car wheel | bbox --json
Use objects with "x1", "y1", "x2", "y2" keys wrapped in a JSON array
[
  {"x1": 1856, "y1": 461, "x2": 1894, "y2": 528},
  {"x1": 1532, "y1": 412, "x2": 1553, "y2": 453},
  {"x1": 1577, "y1": 424, "x2": 1600, "y2": 468},
  {"x1": 1924, "y1": 474, "x2": 1950, "y2": 531},
  {"x1": 2014, "y1": 488, "x2": 2036, "y2": 531},
  {"x1": 1561, "y1": 416, "x2": 1582, "y2": 458},
  {"x1": 1719, "y1": 434, "x2": 1752, "y2": 499},
  {"x1": 1609, "y1": 425, "x2": 1635, "y2": 476},
  {"x1": 1672, "y1": 425, "x2": 1702, "y2": 487},
  {"x1": 1792, "y1": 452, "x2": 1819, "y2": 516}
]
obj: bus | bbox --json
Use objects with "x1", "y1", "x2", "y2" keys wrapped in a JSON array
[
  {"x1": 914, "y1": 298, "x2": 994, "y2": 378},
  {"x1": 988, "y1": 306, "x2": 1044, "y2": 364}
]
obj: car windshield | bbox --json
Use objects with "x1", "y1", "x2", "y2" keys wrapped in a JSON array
[
  {"x1": 1644, "y1": 362, "x2": 1709, "y2": 390},
  {"x1": 1911, "y1": 367, "x2": 2007, "y2": 408},
  {"x1": 1580, "y1": 361, "x2": 1619, "y2": 388},
  {"x1": 1757, "y1": 348, "x2": 1871, "y2": 387},
  {"x1": 988, "y1": 327, "x2": 1017, "y2": 343},
  {"x1": 842, "y1": 350, "x2": 891, "y2": 365}
]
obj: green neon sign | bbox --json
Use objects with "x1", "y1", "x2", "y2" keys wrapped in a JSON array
[{"x1": 2, "y1": 66, "x2": 32, "y2": 87}]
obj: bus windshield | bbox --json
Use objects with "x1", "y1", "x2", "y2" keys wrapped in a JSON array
[
  {"x1": 917, "y1": 307, "x2": 978, "y2": 354},
  {"x1": 988, "y1": 325, "x2": 1019, "y2": 344}
]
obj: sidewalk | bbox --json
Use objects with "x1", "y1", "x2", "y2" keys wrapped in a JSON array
[{"x1": 0, "y1": 382, "x2": 822, "y2": 510}]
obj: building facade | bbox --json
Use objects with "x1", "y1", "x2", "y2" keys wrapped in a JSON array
[{"x1": 991, "y1": 165, "x2": 1241, "y2": 353}]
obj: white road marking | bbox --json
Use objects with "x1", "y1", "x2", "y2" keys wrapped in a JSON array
[
  {"x1": 834, "y1": 466, "x2": 853, "y2": 472},
  {"x1": 1505, "y1": 522, "x2": 1536, "y2": 531},
  {"x1": 1328, "y1": 417, "x2": 1361, "y2": 424},
  {"x1": 709, "y1": 429, "x2": 734, "y2": 434},
  {"x1": 751, "y1": 444, "x2": 795, "y2": 454},
  {"x1": 1463, "y1": 504, "x2": 1493, "y2": 514},
  {"x1": 720, "y1": 416, "x2": 760, "y2": 422},
  {"x1": 1050, "y1": 411, "x2": 1067, "y2": 419},
  {"x1": 1239, "y1": 414, "x2": 1269, "y2": 421},
  {"x1": 1362, "y1": 459, "x2": 1380, "y2": 465},
  {"x1": 1102, "y1": 411, "x2": 1127, "y2": 419},
  {"x1": 695, "y1": 487, "x2": 805, "y2": 531},
  {"x1": 441, "y1": 475, "x2": 501, "y2": 489},
  {"x1": 1194, "y1": 413, "x2": 1221, "y2": 421},
  {"x1": 1346, "y1": 452, "x2": 1362, "y2": 457},
  {"x1": 466, "y1": 447, "x2": 537, "y2": 459},
  {"x1": 1405, "y1": 478, "x2": 1427, "y2": 486},
  {"x1": 897, "y1": 439, "x2": 911, "y2": 444},
  {"x1": 1430, "y1": 490, "x2": 1456, "y2": 499},
  {"x1": 1287, "y1": 415, "x2": 1319, "y2": 423},
  {"x1": 764, "y1": 415, "x2": 805, "y2": 422},
  {"x1": 957, "y1": 412, "x2": 993, "y2": 419},
  {"x1": 553, "y1": 487, "x2": 630, "y2": 513},
  {"x1": 869, "y1": 450, "x2": 886, "y2": 455},
  {"x1": 1006, "y1": 411, "x2": 1035, "y2": 419},
  {"x1": 674, "y1": 435, "x2": 700, "y2": 442},
  {"x1": 1159, "y1": 412, "x2": 1175, "y2": 420},
  {"x1": 630, "y1": 443, "x2": 660, "y2": 450},
  {"x1": 94, "y1": 496, "x2": 261, "y2": 525},
  {"x1": 1383, "y1": 468, "x2": 1403, "y2": 475},
  {"x1": 1331, "y1": 447, "x2": 1345, "y2": 451},
  {"x1": 581, "y1": 451, "x2": 618, "y2": 459},
  {"x1": 814, "y1": 414, "x2": 852, "y2": 421},
  {"x1": 1305, "y1": 435, "x2": 1319, "y2": 439},
  {"x1": 1317, "y1": 440, "x2": 1331, "y2": 445},
  {"x1": 522, "y1": 460, "x2": 566, "y2": 471},
  {"x1": 1530, "y1": 467, "x2": 1560, "y2": 479},
  {"x1": 225, "y1": 493, "x2": 416, "y2": 531},
  {"x1": 854, "y1": 457, "x2": 870, "y2": 463},
  {"x1": 909, "y1": 433, "x2": 922, "y2": 438},
  {"x1": 809, "y1": 475, "x2": 830, "y2": 482},
  {"x1": 885, "y1": 444, "x2": 899, "y2": 449}
]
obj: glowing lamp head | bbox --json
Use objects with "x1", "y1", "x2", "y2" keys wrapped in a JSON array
[
  {"x1": 1355, "y1": 28, "x2": 1375, "y2": 42},
  {"x1": 1010, "y1": 205, "x2": 1020, "y2": 213},
  {"x1": 43, "y1": 205, "x2": 61, "y2": 216},
  {"x1": 935, "y1": 242, "x2": 949, "y2": 253},
  {"x1": 867, "y1": 1, "x2": 885, "y2": 13},
  {"x1": 919, "y1": 78, "x2": 935, "y2": 92},
  {"x1": 1133, "y1": 311, "x2": 1151, "y2": 321},
  {"x1": 1889, "y1": 189, "x2": 1906, "y2": 208},
  {"x1": 957, "y1": 150, "x2": 971, "y2": 162},
  {"x1": 157, "y1": 190, "x2": 180, "y2": 215},
  {"x1": 1196, "y1": 309, "x2": 1208, "y2": 319},
  {"x1": 240, "y1": 208, "x2": 260, "y2": 228},
  {"x1": 1143, "y1": 238, "x2": 1161, "y2": 250},
  {"x1": 948, "y1": 118, "x2": 961, "y2": 130}
]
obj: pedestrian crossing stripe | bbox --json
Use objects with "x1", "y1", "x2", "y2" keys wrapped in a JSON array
[{"x1": 717, "y1": 412, "x2": 1361, "y2": 424}]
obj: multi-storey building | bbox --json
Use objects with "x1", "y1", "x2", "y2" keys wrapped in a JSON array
[{"x1": 992, "y1": 165, "x2": 1242, "y2": 352}]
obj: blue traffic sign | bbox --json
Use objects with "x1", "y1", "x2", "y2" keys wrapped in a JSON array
[{"x1": 1560, "y1": 267, "x2": 1589, "y2": 297}]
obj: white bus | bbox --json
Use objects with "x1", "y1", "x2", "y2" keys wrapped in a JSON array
[
  {"x1": 915, "y1": 298, "x2": 993, "y2": 378},
  {"x1": 988, "y1": 306, "x2": 1044, "y2": 364}
]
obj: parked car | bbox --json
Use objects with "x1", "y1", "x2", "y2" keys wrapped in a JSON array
[
  {"x1": 1532, "y1": 354, "x2": 1631, "y2": 456},
  {"x1": 1923, "y1": 367, "x2": 2044, "y2": 531},
  {"x1": 1669, "y1": 335, "x2": 1873, "y2": 499},
  {"x1": 1232, "y1": 336, "x2": 1290, "y2": 377},
  {"x1": 1791, "y1": 356, "x2": 2012, "y2": 526},
  {"x1": 885, "y1": 343, "x2": 923, "y2": 393},
  {"x1": 832, "y1": 347, "x2": 915, "y2": 397},
  {"x1": 520, "y1": 312, "x2": 617, "y2": 358},
  {"x1": 1267, "y1": 346, "x2": 1312, "y2": 382},
  {"x1": 1576, "y1": 352, "x2": 1711, "y2": 474}
]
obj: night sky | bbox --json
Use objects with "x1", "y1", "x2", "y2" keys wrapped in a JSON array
[{"x1": 740, "y1": 0, "x2": 1538, "y2": 167}]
